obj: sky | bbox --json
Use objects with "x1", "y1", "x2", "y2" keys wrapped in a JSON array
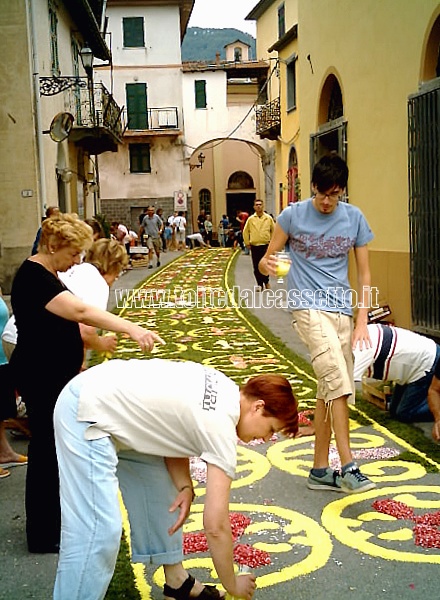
[{"x1": 188, "y1": 0, "x2": 257, "y2": 36}]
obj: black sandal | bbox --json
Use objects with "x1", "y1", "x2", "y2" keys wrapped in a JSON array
[{"x1": 164, "y1": 574, "x2": 223, "y2": 599}]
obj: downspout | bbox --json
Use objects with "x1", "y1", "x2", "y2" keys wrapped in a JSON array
[{"x1": 25, "y1": 0, "x2": 47, "y2": 216}]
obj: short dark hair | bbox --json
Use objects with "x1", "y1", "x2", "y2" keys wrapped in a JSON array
[{"x1": 312, "y1": 154, "x2": 348, "y2": 192}]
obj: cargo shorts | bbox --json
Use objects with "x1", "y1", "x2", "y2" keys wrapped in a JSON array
[{"x1": 292, "y1": 309, "x2": 355, "y2": 404}]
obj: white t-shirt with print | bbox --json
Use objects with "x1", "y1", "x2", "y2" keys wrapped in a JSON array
[{"x1": 75, "y1": 358, "x2": 240, "y2": 479}]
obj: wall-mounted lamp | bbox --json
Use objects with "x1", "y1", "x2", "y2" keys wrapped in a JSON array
[
  {"x1": 79, "y1": 44, "x2": 94, "y2": 75},
  {"x1": 190, "y1": 152, "x2": 205, "y2": 171},
  {"x1": 39, "y1": 44, "x2": 94, "y2": 97}
]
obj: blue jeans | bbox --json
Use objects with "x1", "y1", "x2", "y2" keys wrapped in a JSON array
[
  {"x1": 390, "y1": 344, "x2": 440, "y2": 422},
  {"x1": 53, "y1": 377, "x2": 183, "y2": 600}
]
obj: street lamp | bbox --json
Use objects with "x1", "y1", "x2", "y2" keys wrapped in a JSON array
[
  {"x1": 79, "y1": 44, "x2": 94, "y2": 75},
  {"x1": 190, "y1": 152, "x2": 205, "y2": 171},
  {"x1": 79, "y1": 44, "x2": 95, "y2": 127},
  {"x1": 39, "y1": 43, "x2": 95, "y2": 99}
]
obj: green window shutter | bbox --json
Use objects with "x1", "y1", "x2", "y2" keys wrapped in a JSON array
[
  {"x1": 195, "y1": 80, "x2": 207, "y2": 109},
  {"x1": 126, "y1": 83, "x2": 148, "y2": 130},
  {"x1": 49, "y1": 2, "x2": 60, "y2": 76},
  {"x1": 278, "y1": 3, "x2": 286, "y2": 38},
  {"x1": 287, "y1": 56, "x2": 297, "y2": 111},
  {"x1": 123, "y1": 17, "x2": 145, "y2": 47},
  {"x1": 129, "y1": 144, "x2": 151, "y2": 173}
]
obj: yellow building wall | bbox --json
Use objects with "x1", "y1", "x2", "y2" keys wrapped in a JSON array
[
  {"x1": 297, "y1": 0, "x2": 439, "y2": 252},
  {"x1": 270, "y1": 0, "x2": 440, "y2": 328}
]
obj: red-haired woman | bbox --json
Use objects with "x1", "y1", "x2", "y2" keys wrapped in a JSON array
[{"x1": 53, "y1": 359, "x2": 298, "y2": 600}]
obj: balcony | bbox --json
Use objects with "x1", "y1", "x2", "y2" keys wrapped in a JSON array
[
  {"x1": 255, "y1": 97, "x2": 281, "y2": 140},
  {"x1": 64, "y1": 81, "x2": 126, "y2": 155},
  {"x1": 123, "y1": 107, "x2": 182, "y2": 140}
]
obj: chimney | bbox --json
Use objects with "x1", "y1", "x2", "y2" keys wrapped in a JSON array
[{"x1": 215, "y1": 51, "x2": 221, "y2": 65}]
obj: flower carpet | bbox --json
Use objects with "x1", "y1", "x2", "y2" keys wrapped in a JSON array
[{"x1": 103, "y1": 248, "x2": 440, "y2": 600}]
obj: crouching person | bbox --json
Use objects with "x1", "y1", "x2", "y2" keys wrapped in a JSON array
[{"x1": 53, "y1": 358, "x2": 298, "y2": 600}]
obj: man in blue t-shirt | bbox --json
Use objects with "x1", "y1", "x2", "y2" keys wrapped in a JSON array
[{"x1": 259, "y1": 154, "x2": 376, "y2": 494}]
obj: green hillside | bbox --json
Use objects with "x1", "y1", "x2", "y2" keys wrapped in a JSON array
[{"x1": 182, "y1": 27, "x2": 256, "y2": 63}]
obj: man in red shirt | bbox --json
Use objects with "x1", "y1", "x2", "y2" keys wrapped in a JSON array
[{"x1": 236, "y1": 210, "x2": 249, "y2": 254}]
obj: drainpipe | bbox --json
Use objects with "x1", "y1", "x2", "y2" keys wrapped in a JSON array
[{"x1": 25, "y1": 0, "x2": 47, "y2": 217}]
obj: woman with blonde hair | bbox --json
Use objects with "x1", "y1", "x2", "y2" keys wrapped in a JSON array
[
  {"x1": 59, "y1": 237, "x2": 128, "y2": 360},
  {"x1": 10, "y1": 213, "x2": 163, "y2": 553}
]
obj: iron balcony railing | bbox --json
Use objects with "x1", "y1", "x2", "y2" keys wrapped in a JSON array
[
  {"x1": 64, "y1": 80, "x2": 126, "y2": 141},
  {"x1": 255, "y1": 97, "x2": 281, "y2": 139},
  {"x1": 124, "y1": 107, "x2": 180, "y2": 132}
]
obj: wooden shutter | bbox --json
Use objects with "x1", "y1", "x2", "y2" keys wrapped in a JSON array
[
  {"x1": 126, "y1": 83, "x2": 148, "y2": 130},
  {"x1": 195, "y1": 80, "x2": 207, "y2": 109},
  {"x1": 123, "y1": 17, "x2": 145, "y2": 47}
]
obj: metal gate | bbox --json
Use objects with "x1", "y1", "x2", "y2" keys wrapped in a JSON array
[{"x1": 408, "y1": 79, "x2": 440, "y2": 337}]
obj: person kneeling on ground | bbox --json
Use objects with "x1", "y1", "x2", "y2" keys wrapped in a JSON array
[{"x1": 53, "y1": 358, "x2": 298, "y2": 600}]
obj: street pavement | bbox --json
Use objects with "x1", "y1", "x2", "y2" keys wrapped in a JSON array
[{"x1": 1, "y1": 248, "x2": 439, "y2": 600}]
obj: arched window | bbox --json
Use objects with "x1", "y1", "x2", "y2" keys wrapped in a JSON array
[
  {"x1": 234, "y1": 47, "x2": 242, "y2": 62},
  {"x1": 227, "y1": 171, "x2": 254, "y2": 190},
  {"x1": 287, "y1": 147, "x2": 299, "y2": 204},
  {"x1": 199, "y1": 188, "x2": 211, "y2": 214}
]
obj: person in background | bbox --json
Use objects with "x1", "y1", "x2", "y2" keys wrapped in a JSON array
[
  {"x1": 10, "y1": 212, "x2": 164, "y2": 553},
  {"x1": 259, "y1": 153, "x2": 375, "y2": 494},
  {"x1": 59, "y1": 238, "x2": 129, "y2": 367},
  {"x1": 187, "y1": 232, "x2": 209, "y2": 249},
  {"x1": 219, "y1": 214, "x2": 229, "y2": 247},
  {"x1": 354, "y1": 323, "x2": 440, "y2": 423},
  {"x1": 53, "y1": 360, "x2": 298, "y2": 600},
  {"x1": 225, "y1": 228, "x2": 237, "y2": 248},
  {"x1": 204, "y1": 214, "x2": 213, "y2": 247},
  {"x1": 164, "y1": 220, "x2": 173, "y2": 251},
  {"x1": 168, "y1": 212, "x2": 178, "y2": 251},
  {"x1": 427, "y1": 361, "x2": 440, "y2": 442},
  {"x1": 156, "y1": 208, "x2": 167, "y2": 252},
  {"x1": 236, "y1": 210, "x2": 249, "y2": 254},
  {"x1": 85, "y1": 218, "x2": 105, "y2": 241},
  {"x1": 243, "y1": 199, "x2": 274, "y2": 291},
  {"x1": 197, "y1": 209, "x2": 206, "y2": 240},
  {"x1": 141, "y1": 206, "x2": 163, "y2": 268},
  {"x1": 173, "y1": 211, "x2": 187, "y2": 251},
  {"x1": 0, "y1": 290, "x2": 27, "y2": 479},
  {"x1": 138, "y1": 207, "x2": 148, "y2": 228},
  {"x1": 31, "y1": 206, "x2": 60, "y2": 255}
]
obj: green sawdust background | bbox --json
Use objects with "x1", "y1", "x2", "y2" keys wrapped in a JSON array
[{"x1": 102, "y1": 248, "x2": 440, "y2": 599}]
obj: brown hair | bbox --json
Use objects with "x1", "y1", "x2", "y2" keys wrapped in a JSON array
[
  {"x1": 85, "y1": 238, "x2": 128, "y2": 276},
  {"x1": 39, "y1": 212, "x2": 93, "y2": 253},
  {"x1": 241, "y1": 374, "x2": 298, "y2": 436}
]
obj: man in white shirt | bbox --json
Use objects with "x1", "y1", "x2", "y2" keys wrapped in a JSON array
[
  {"x1": 53, "y1": 359, "x2": 298, "y2": 600},
  {"x1": 354, "y1": 323, "x2": 440, "y2": 422}
]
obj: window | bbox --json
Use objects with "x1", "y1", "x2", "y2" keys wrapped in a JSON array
[
  {"x1": 129, "y1": 144, "x2": 151, "y2": 173},
  {"x1": 199, "y1": 189, "x2": 211, "y2": 214},
  {"x1": 126, "y1": 83, "x2": 148, "y2": 129},
  {"x1": 286, "y1": 54, "x2": 297, "y2": 111},
  {"x1": 48, "y1": 0, "x2": 60, "y2": 76},
  {"x1": 278, "y1": 3, "x2": 286, "y2": 38},
  {"x1": 195, "y1": 80, "x2": 207, "y2": 109},
  {"x1": 123, "y1": 17, "x2": 145, "y2": 48},
  {"x1": 234, "y1": 47, "x2": 242, "y2": 62}
]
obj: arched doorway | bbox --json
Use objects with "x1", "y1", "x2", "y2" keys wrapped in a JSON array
[{"x1": 226, "y1": 170, "x2": 255, "y2": 224}]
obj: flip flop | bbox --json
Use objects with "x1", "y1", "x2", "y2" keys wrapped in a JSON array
[
  {"x1": 0, "y1": 467, "x2": 10, "y2": 479},
  {"x1": 0, "y1": 455, "x2": 28, "y2": 468}
]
